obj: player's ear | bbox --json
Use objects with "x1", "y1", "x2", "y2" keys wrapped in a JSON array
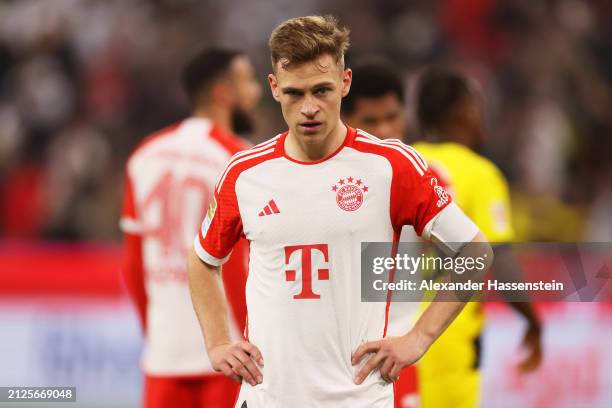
[
  {"x1": 341, "y1": 68, "x2": 352, "y2": 98},
  {"x1": 268, "y1": 73, "x2": 280, "y2": 102}
]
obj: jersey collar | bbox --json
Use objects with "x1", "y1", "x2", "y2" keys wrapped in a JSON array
[{"x1": 276, "y1": 124, "x2": 356, "y2": 165}]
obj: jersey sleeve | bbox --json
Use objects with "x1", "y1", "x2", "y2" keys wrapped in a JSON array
[
  {"x1": 119, "y1": 171, "x2": 142, "y2": 235},
  {"x1": 193, "y1": 170, "x2": 243, "y2": 267},
  {"x1": 122, "y1": 232, "x2": 147, "y2": 331},
  {"x1": 119, "y1": 169, "x2": 147, "y2": 330},
  {"x1": 470, "y1": 167, "x2": 515, "y2": 242},
  {"x1": 390, "y1": 144, "x2": 453, "y2": 236}
]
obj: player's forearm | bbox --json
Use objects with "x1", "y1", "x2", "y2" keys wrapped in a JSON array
[
  {"x1": 509, "y1": 301, "x2": 540, "y2": 327},
  {"x1": 187, "y1": 249, "x2": 232, "y2": 350},
  {"x1": 410, "y1": 301, "x2": 465, "y2": 353},
  {"x1": 411, "y1": 232, "x2": 493, "y2": 348}
]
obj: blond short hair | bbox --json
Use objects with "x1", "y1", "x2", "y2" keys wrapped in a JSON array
[{"x1": 269, "y1": 15, "x2": 350, "y2": 71}]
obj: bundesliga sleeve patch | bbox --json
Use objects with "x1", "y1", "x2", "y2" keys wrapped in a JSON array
[
  {"x1": 430, "y1": 177, "x2": 450, "y2": 208},
  {"x1": 202, "y1": 197, "x2": 217, "y2": 236}
]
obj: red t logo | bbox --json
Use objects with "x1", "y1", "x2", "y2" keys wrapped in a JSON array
[{"x1": 284, "y1": 244, "x2": 329, "y2": 299}]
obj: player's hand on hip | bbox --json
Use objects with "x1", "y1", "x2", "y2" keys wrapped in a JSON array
[
  {"x1": 208, "y1": 341, "x2": 264, "y2": 386},
  {"x1": 352, "y1": 331, "x2": 428, "y2": 384}
]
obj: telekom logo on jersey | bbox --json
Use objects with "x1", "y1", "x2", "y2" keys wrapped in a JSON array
[{"x1": 284, "y1": 244, "x2": 330, "y2": 299}]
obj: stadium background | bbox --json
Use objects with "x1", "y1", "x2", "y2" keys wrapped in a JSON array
[{"x1": 0, "y1": 0, "x2": 610, "y2": 407}]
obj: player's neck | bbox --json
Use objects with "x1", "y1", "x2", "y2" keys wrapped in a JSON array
[
  {"x1": 285, "y1": 120, "x2": 347, "y2": 162},
  {"x1": 436, "y1": 126, "x2": 475, "y2": 150},
  {"x1": 192, "y1": 105, "x2": 233, "y2": 134}
]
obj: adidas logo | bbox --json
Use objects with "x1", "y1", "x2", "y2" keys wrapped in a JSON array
[{"x1": 258, "y1": 200, "x2": 280, "y2": 217}]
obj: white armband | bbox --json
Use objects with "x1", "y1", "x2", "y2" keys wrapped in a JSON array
[{"x1": 422, "y1": 202, "x2": 479, "y2": 256}]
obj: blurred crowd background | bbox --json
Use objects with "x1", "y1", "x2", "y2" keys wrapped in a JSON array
[{"x1": 0, "y1": 0, "x2": 611, "y2": 242}]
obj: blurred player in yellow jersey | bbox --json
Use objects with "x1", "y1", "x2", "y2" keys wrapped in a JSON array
[{"x1": 343, "y1": 61, "x2": 542, "y2": 408}]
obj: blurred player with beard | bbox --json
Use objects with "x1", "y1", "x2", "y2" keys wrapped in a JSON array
[
  {"x1": 343, "y1": 61, "x2": 542, "y2": 408},
  {"x1": 120, "y1": 47, "x2": 262, "y2": 408},
  {"x1": 188, "y1": 16, "x2": 493, "y2": 408}
]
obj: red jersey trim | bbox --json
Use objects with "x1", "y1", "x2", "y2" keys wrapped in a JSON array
[
  {"x1": 379, "y1": 139, "x2": 428, "y2": 173},
  {"x1": 383, "y1": 230, "x2": 400, "y2": 338},
  {"x1": 120, "y1": 172, "x2": 141, "y2": 234},
  {"x1": 195, "y1": 231, "x2": 231, "y2": 266},
  {"x1": 275, "y1": 125, "x2": 357, "y2": 165},
  {"x1": 144, "y1": 372, "x2": 229, "y2": 380},
  {"x1": 128, "y1": 121, "x2": 182, "y2": 162},
  {"x1": 209, "y1": 124, "x2": 248, "y2": 155},
  {"x1": 354, "y1": 132, "x2": 427, "y2": 176},
  {"x1": 122, "y1": 232, "x2": 147, "y2": 331},
  {"x1": 128, "y1": 118, "x2": 245, "y2": 166},
  {"x1": 352, "y1": 131, "x2": 452, "y2": 236},
  {"x1": 198, "y1": 148, "x2": 278, "y2": 263},
  {"x1": 215, "y1": 136, "x2": 281, "y2": 193}
]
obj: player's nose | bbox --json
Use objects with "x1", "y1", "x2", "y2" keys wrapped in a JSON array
[{"x1": 300, "y1": 96, "x2": 319, "y2": 118}]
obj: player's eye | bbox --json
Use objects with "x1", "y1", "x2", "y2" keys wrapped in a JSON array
[
  {"x1": 314, "y1": 87, "x2": 331, "y2": 95},
  {"x1": 386, "y1": 112, "x2": 399, "y2": 121},
  {"x1": 284, "y1": 90, "x2": 303, "y2": 97}
]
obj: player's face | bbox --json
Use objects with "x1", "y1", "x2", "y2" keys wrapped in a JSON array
[
  {"x1": 459, "y1": 93, "x2": 485, "y2": 150},
  {"x1": 268, "y1": 54, "x2": 351, "y2": 144},
  {"x1": 343, "y1": 93, "x2": 406, "y2": 140},
  {"x1": 230, "y1": 55, "x2": 262, "y2": 113},
  {"x1": 228, "y1": 55, "x2": 262, "y2": 134}
]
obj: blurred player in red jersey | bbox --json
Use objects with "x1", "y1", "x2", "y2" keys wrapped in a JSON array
[
  {"x1": 120, "y1": 47, "x2": 262, "y2": 408},
  {"x1": 343, "y1": 60, "x2": 542, "y2": 408}
]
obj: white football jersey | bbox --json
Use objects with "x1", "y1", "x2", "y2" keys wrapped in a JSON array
[
  {"x1": 121, "y1": 117, "x2": 247, "y2": 375},
  {"x1": 195, "y1": 127, "x2": 451, "y2": 407}
]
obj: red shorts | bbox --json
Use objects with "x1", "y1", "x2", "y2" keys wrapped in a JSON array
[
  {"x1": 394, "y1": 365, "x2": 419, "y2": 408},
  {"x1": 144, "y1": 374, "x2": 239, "y2": 408}
]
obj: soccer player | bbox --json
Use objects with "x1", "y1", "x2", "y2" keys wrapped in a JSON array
[
  {"x1": 120, "y1": 47, "x2": 262, "y2": 408},
  {"x1": 414, "y1": 68, "x2": 542, "y2": 408},
  {"x1": 341, "y1": 59, "x2": 407, "y2": 140},
  {"x1": 343, "y1": 61, "x2": 542, "y2": 408},
  {"x1": 188, "y1": 16, "x2": 493, "y2": 408}
]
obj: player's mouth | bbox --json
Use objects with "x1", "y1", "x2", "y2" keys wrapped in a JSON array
[{"x1": 299, "y1": 121, "x2": 323, "y2": 134}]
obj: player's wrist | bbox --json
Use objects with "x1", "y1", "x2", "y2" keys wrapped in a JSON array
[
  {"x1": 206, "y1": 340, "x2": 231, "y2": 353},
  {"x1": 403, "y1": 328, "x2": 433, "y2": 357}
]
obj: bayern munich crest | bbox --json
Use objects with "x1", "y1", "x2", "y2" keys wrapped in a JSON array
[{"x1": 331, "y1": 177, "x2": 368, "y2": 212}]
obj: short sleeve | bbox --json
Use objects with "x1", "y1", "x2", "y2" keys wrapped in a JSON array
[
  {"x1": 390, "y1": 144, "x2": 453, "y2": 236},
  {"x1": 119, "y1": 171, "x2": 142, "y2": 235},
  {"x1": 194, "y1": 172, "x2": 243, "y2": 267}
]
